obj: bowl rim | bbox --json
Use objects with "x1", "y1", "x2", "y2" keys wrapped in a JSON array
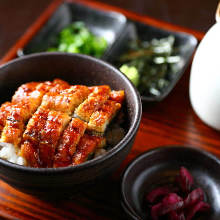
[
  {"x1": 121, "y1": 145, "x2": 220, "y2": 218},
  {"x1": 0, "y1": 52, "x2": 142, "y2": 173}
]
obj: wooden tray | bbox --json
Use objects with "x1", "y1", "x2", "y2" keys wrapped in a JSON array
[{"x1": 0, "y1": 1, "x2": 219, "y2": 220}]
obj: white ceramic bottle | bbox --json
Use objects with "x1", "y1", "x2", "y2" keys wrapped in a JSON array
[{"x1": 189, "y1": 2, "x2": 220, "y2": 130}]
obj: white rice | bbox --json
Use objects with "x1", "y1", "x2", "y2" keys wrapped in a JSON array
[{"x1": 0, "y1": 142, "x2": 26, "y2": 165}]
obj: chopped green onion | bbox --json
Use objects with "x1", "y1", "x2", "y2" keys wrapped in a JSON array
[{"x1": 46, "y1": 22, "x2": 108, "y2": 58}]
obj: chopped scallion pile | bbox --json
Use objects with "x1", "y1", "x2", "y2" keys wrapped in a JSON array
[{"x1": 47, "y1": 21, "x2": 108, "y2": 58}]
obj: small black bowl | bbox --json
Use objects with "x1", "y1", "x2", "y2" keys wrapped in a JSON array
[
  {"x1": 121, "y1": 146, "x2": 220, "y2": 219},
  {"x1": 0, "y1": 52, "x2": 142, "y2": 197}
]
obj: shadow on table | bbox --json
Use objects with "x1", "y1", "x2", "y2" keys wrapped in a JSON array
[{"x1": 40, "y1": 175, "x2": 128, "y2": 220}]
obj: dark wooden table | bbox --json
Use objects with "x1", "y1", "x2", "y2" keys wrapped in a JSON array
[{"x1": 0, "y1": 0, "x2": 220, "y2": 219}]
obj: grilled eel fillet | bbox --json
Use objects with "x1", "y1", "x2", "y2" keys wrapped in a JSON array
[
  {"x1": 87, "y1": 100, "x2": 121, "y2": 134},
  {"x1": 0, "y1": 104, "x2": 30, "y2": 147},
  {"x1": 0, "y1": 81, "x2": 124, "y2": 167},
  {"x1": 41, "y1": 85, "x2": 90, "y2": 115},
  {"x1": 20, "y1": 108, "x2": 50, "y2": 167},
  {"x1": 21, "y1": 108, "x2": 71, "y2": 167},
  {"x1": 53, "y1": 118, "x2": 87, "y2": 167},
  {"x1": 74, "y1": 85, "x2": 111, "y2": 122},
  {"x1": 109, "y1": 90, "x2": 125, "y2": 104},
  {"x1": 0, "y1": 79, "x2": 69, "y2": 147},
  {"x1": 0, "y1": 102, "x2": 14, "y2": 134},
  {"x1": 0, "y1": 82, "x2": 49, "y2": 146},
  {"x1": 72, "y1": 133, "x2": 106, "y2": 166},
  {"x1": 12, "y1": 79, "x2": 69, "y2": 113}
]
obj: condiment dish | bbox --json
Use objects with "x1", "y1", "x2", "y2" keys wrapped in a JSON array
[{"x1": 121, "y1": 146, "x2": 220, "y2": 219}]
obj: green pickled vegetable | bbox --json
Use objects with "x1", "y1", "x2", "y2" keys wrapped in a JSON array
[
  {"x1": 47, "y1": 21, "x2": 108, "y2": 58},
  {"x1": 120, "y1": 64, "x2": 139, "y2": 87},
  {"x1": 118, "y1": 35, "x2": 181, "y2": 97}
]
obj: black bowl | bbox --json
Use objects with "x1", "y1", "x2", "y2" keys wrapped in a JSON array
[
  {"x1": 0, "y1": 52, "x2": 142, "y2": 196},
  {"x1": 121, "y1": 146, "x2": 220, "y2": 220}
]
